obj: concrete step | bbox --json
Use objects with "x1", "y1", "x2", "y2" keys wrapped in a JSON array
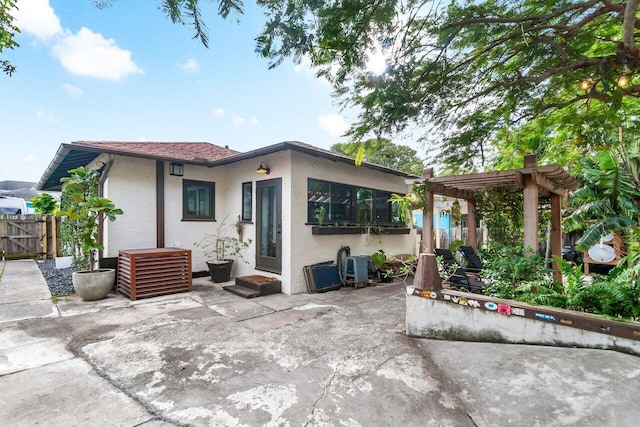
[
  {"x1": 222, "y1": 284, "x2": 261, "y2": 299},
  {"x1": 223, "y1": 275, "x2": 282, "y2": 299},
  {"x1": 235, "y1": 275, "x2": 281, "y2": 295}
]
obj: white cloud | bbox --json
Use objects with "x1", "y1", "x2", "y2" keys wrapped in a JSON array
[
  {"x1": 22, "y1": 154, "x2": 36, "y2": 163},
  {"x1": 318, "y1": 113, "x2": 349, "y2": 137},
  {"x1": 233, "y1": 116, "x2": 246, "y2": 126},
  {"x1": 212, "y1": 108, "x2": 225, "y2": 118},
  {"x1": 249, "y1": 117, "x2": 258, "y2": 127},
  {"x1": 52, "y1": 27, "x2": 143, "y2": 81},
  {"x1": 14, "y1": 0, "x2": 62, "y2": 40},
  {"x1": 61, "y1": 83, "x2": 83, "y2": 99},
  {"x1": 36, "y1": 108, "x2": 60, "y2": 125},
  {"x1": 179, "y1": 58, "x2": 200, "y2": 73}
]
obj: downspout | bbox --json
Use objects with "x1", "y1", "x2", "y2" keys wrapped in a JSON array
[{"x1": 97, "y1": 155, "x2": 115, "y2": 260}]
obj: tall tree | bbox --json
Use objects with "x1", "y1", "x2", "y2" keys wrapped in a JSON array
[
  {"x1": 258, "y1": 0, "x2": 640, "y2": 172},
  {"x1": 7, "y1": 1, "x2": 640, "y2": 173},
  {"x1": 331, "y1": 138, "x2": 425, "y2": 175},
  {"x1": 147, "y1": 0, "x2": 640, "y2": 172}
]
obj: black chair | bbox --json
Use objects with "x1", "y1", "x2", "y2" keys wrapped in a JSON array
[
  {"x1": 458, "y1": 245, "x2": 483, "y2": 273},
  {"x1": 435, "y1": 248, "x2": 485, "y2": 293},
  {"x1": 434, "y1": 248, "x2": 457, "y2": 270}
]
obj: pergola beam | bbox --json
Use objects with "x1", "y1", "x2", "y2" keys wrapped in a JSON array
[
  {"x1": 417, "y1": 155, "x2": 578, "y2": 281},
  {"x1": 532, "y1": 170, "x2": 568, "y2": 197},
  {"x1": 427, "y1": 182, "x2": 476, "y2": 201}
]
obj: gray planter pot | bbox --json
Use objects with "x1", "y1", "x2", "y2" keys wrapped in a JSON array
[{"x1": 72, "y1": 269, "x2": 115, "y2": 301}]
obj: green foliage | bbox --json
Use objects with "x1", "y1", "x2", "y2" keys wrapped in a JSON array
[
  {"x1": 564, "y1": 149, "x2": 640, "y2": 250},
  {"x1": 389, "y1": 182, "x2": 427, "y2": 226},
  {"x1": 253, "y1": 0, "x2": 640, "y2": 172},
  {"x1": 480, "y1": 245, "x2": 640, "y2": 321},
  {"x1": 482, "y1": 243, "x2": 552, "y2": 291},
  {"x1": 0, "y1": 0, "x2": 19, "y2": 76},
  {"x1": 331, "y1": 138, "x2": 424, "y2": 175},
  {"x1": 370, "y1": 249, "x2": 386, "y2": 268},
  {"x1": 29, "y1": 193, "x2": 58, "y2": 215},
  {"x1": 448, "y1": 239, "x2": 464, "y2": 253},
  {"x1": 8, "y1": 1, "x2": 640, "y2": 170},
  {"x1": 590, "y1": 267, "x2": 640, "y2": 321},
  {"x1": 620, "y1": 226, "x2": 640, "y2": 280},
  {"x1": 95, "y1": 0, "x2": 243, "y2": 48},
  {"x1": 59, "y1": 167, "x2": 99, "y2": 265},
  {"x1": 475, "y1": 189, "x2": 524, "y2": 247},
  {"x1": 57, "y1": 167, "x2": 123, "y2": 271},
  {"x1": 381, "y1": 254, "x2": 417, "y2": 285}
]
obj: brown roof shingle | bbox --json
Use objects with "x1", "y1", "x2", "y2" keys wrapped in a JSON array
[{"x1": 73, "y1": 141, "x2": 240, "y2": 163}]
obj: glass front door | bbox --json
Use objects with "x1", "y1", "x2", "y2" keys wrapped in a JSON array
[{"x1": 256, "y1": 178, "x2": 282, "y2": 273}]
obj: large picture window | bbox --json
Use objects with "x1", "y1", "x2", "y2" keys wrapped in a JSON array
[
  {"x1": 307, "y1": 178, "x2": 403, "y2": 226},
  {"x1": 183, "y1": 179, "x2": 215, "y2": 221}
]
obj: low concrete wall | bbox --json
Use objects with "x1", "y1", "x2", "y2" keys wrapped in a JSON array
[{"x1": 406, "y1": 287, "x2": 640, "y2": 356}]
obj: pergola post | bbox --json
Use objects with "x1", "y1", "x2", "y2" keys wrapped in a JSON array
[
  {"x1": 523, "y1": 155, "x2": 539, "y2": 252},
  {"x1": 550, "y1": 193, "x2": 563, "y2": 282},
  {"x1": 467, "y1": 198, "x2": 477, "y2": 249},
  {"x1": 422, "y1": 168, "x2": 435, "y2": 253}
]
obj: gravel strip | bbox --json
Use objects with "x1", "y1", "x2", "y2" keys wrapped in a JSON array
[{"x1": 37, "y1": 259, "x2": 76, "y2": 296}]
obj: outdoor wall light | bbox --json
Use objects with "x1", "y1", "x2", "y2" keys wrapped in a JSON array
[
  {"x1": 256, "y1": 162, "x2": 270, "y2": 175},
  {"x1": 169, "y1": 162, "x2": 184, "y2": 176}
]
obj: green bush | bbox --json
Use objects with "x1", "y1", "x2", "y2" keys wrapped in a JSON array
[
  {"x1": 30, "y1": 193, "x2": 58, "y2": 215},
  {"x1": 480, "y1": 244, "x2": 640, "y2": 322}
]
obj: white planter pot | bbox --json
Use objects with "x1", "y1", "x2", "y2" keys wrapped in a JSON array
[{"x1": 72, "y1": 269, "x2": 115, "y2": 301}]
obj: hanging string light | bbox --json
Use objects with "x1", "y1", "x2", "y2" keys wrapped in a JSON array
[
  {"x1": 617, "y1": 73, "x2": 629, "y2": 87},
  {"x1": 581, "y1": 78, "x2": 591, "y2": 91}
]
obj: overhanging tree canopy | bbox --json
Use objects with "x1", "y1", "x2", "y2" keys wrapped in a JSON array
[
  {"x1": 6, "y1": 1, "x2": 640, "y2": 172},
  {"x1": 260, "y1": 0, "x2": 640, "y2": 172},
  {"x1": 155, "y1": 0, "x2": 640, "y2": 172}
]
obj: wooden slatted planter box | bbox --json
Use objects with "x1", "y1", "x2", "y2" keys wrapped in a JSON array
[{"x1": 118, "y1": 248, "x2": 192, "y2": 300}]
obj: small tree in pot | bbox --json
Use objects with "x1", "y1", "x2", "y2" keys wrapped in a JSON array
[
  {"x1": 195, "y1": 215, "x2": 252, "y2": 283},
  {"x1": 58, "y1": 167, "x2": 123, "y2": 300}
]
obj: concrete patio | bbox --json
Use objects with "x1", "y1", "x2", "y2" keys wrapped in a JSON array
[{"x1": 1, "y1": 259, "x2": 640, "y2": 426}]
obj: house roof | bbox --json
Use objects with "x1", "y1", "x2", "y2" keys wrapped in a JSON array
[
  {"x1": 38, "y1": 140, "x2": 417, "y2": 190},
  {"x1": 37, "y1": 141, "x2": 241, "y2": 191}
]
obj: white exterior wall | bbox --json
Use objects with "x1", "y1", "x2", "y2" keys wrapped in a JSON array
[
  {"x1": 97, "y1": 155, "x2": 157, "y2": 257},
  {"x1": 289, "y1": 150, "x2": 416, "y2": 294},
  {"x1": 96, "y1": 150, "x2": 416, "y2": 295}
]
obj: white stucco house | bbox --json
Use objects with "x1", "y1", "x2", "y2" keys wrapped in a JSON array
[{"x1": 38, "y1": 141, "x2": 419, "y2": 294}]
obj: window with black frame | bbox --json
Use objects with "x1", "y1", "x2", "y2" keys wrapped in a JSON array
[
  {"x1": 307, "y1": 178, "x2": 403, "y2": 226},
  {"x1": 182, "y1": 179, "x2": 215, "y2": 221},
  {"x1": 241, "y1": 182, "x2": 252, "y2": 222}
]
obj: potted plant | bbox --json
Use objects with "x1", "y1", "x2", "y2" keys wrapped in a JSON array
[
  {"x1": 195, "y1": 215, "x2": 252, "y2": 283},
  {"x1": 58, "y1": 167, "x2": 123, "y2": 300},
  {"x1": 370, "y1": 250, "x2": 392, "y2": 282}
]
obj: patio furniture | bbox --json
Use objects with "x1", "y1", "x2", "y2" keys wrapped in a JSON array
[
  {"x1": 435, "y1": 248, "x2": 485, "y2": 293},
  {"x1": 458, "y1": 245, "x2": 483, "y2": 273}
]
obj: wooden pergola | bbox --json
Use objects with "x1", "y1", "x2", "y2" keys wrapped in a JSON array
[{"x1": 415, "y1": 155, "x2": 579, "y2": 281}]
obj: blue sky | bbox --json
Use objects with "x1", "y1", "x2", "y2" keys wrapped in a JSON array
[{"x1": 1, "y1": 0, "x2": 383, "y2": 183}]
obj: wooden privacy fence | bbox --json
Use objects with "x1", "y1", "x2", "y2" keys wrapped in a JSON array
[{"x1": 0, "y1": 215, "x2": 62, "y2": 260}]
